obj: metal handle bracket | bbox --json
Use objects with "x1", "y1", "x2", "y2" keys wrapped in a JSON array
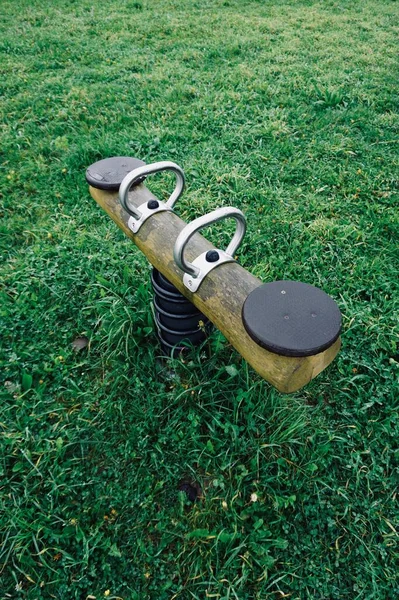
[
  {"x1": 119, "y1": 161, "x2": 185, "y2": 233},
  {"x1": 174, "y1": 207, "x2": 246, "y2": 292}
]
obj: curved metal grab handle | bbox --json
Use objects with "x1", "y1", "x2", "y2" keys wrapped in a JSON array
[
  {"x1": 119, "y1": 161, "x2": 185, "y2": 219},
  {"x1": 174, "y1": 207, "x2": 246, "y2": 279}
]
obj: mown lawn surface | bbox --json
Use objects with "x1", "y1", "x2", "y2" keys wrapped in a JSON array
[{"x1": 1, "y1": 0, "x2": 398, "y2": 598}]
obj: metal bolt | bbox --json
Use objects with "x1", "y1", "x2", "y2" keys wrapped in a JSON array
[
  {"x1": 147, "y1": 199, "x2": 159, "y2": 209},
  {"x1": 205, "y1": 250, "x2": 220, "y2": 263}
]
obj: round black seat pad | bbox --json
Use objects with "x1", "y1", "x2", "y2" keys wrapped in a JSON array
[
  {"x1": 242, "y1": 280, "x2": 341, "y2": 357},
  {"x1": 85, "y1": 156, "x2": 146, "y2": 190}
]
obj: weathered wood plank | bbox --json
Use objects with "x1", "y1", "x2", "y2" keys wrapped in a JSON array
[{"x1": 89, "y1": 183, "x2": 340, "y2": 393}]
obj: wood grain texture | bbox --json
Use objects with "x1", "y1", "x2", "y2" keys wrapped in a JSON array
[{"x1": 89, "y1": 184, "x2": 341, "y2": 393}]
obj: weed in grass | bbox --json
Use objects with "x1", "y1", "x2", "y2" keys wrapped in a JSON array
[{"x1": 312, "y1": 82, "x2": 348, "y2": 109}]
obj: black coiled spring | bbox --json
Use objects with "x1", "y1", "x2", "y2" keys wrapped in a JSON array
[{"x1": 151, "y1": 268, "x2": 211, "y2": 356}]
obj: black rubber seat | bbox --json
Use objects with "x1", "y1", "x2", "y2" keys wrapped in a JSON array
[
  {"x1": 85, "y1": 156, "x2": 146, "y2": 190},
  {"x1": 242, "y1": 280, "x2": 341, "y2": 357}
]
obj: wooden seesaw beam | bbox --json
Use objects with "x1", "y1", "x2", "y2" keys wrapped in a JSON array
[{"x1": 88, "y1": 180, "x2": 340, "y2": 394}]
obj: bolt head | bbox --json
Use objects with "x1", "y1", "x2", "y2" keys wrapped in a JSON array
[
  {"x1": 147, "y1": 199, "x2": 159, "y2": 209},
  {"x1": 205, "y1": 250, "x2": 220, "y2": 263}
]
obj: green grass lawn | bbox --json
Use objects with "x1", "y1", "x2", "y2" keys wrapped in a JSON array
[{"x1": 1, "y1": 0, "x2": 398, "y2": 598}]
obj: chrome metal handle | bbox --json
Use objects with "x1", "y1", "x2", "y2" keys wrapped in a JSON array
[
  {"x1": 174, "y1": 207, "x2": 246, "y2": 291},
  {"x1": 119, "y1": 161, "x2": 185, "y2": 232}
]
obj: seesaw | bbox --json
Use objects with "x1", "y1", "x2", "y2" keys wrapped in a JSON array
[{"x1": 86, "y1": 157, "x2": 341, "y2": 393}]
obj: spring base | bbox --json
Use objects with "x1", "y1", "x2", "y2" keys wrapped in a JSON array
[{"x1": 151, "y1": 268, "x2": 211, "y2": 356}]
